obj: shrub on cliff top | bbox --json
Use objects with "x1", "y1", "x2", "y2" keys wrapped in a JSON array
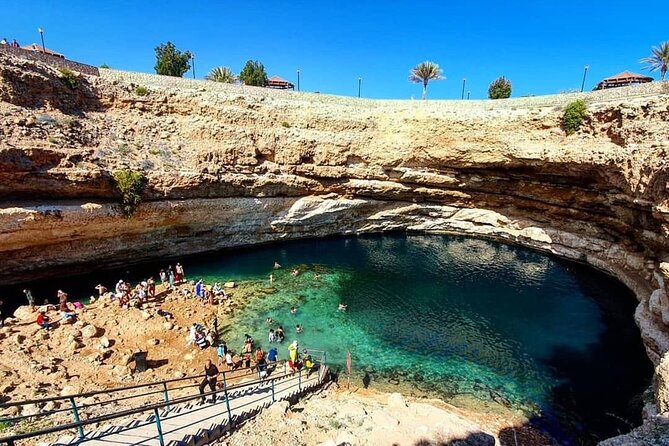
[
  {"x1": 58, "y1": 68, "x2": 79, "y2": 90},
  {"x1": 154, "y1": 41, "x2": 191, "y2": 77},
  {"x1": 488, "y1": 76, "x2": 512, "y2": 99},
  {"x1": 134, "y1": 86, "x2": 148, "y2": 96},
  {"x1": 562, "y1": 100, "x2": 587, "y2": 135},
  {"x1": 112, "y1": 169, "x2": 145, "y2": 217}
]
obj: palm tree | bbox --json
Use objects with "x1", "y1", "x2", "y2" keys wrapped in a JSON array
[
  {"x1": 641, "y1": 41, "x2": 669, "y2": 80},
  {"x1": 205, "y1": 66, "x2": 237, "y2": 83},
  {"x1": 409, "y1": 61, "x2": 444, "y2": 99}
]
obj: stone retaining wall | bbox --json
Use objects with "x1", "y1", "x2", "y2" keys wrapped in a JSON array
[{"x1": 0, "y1": 45, "x2": 99, "y2": 76}]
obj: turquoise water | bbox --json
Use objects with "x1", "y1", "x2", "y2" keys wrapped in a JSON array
[{"x1": 2, "y1": 234, "x2": 653, "y2": 444}]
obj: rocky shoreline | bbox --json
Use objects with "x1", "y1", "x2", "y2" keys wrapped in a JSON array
[{"x1": 1, "y1": 52, "x2": 669, "y2": 444}]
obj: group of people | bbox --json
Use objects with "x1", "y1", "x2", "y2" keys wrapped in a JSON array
[
  {"x1": 0, "y1": 38, "x2": 20, "y2": 47},
  {"x1": 158, "y1": 263, "x2": 185, "y2": 290}
]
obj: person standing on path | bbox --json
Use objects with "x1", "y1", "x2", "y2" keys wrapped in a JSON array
[
  {"x1": 199, "y1": 359, "x2": 219, "y2": 403},
  {"x1": 57, "y1": 290, "x2": 69, "y2": 312}
]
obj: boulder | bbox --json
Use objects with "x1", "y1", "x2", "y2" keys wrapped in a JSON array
[
  {"x1": 81, "y1": 324, "x2": 100, "y2": 339},
  {"x1": 13, "y1": 333, "x2": 26, "y2": 345},
  {"x1": 224, "y1": 282, "x2": 236, "y2": 288},
  {"x1": 141, "y1": 311, "x2": 152, "y2": 321},
  {"x1": 99, "y1": 336, "x2": 111, "y2": 348},
  {"x1": 387, "y1": 393, "x2": 407, "y2": 409},
  {"x1": 147, "y1": 338, "x2": 159, "y2": 346},
  {"x1": 163, "y1": 322, "x2": 174, "y2": 330}
]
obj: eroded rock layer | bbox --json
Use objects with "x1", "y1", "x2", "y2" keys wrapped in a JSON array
[{"x1": 1, "y1": 53, "x2": 669, "y2": 367}]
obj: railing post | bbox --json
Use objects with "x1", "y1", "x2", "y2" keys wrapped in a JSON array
[
  {"x1": 153, "y1": 408, "x2": 165, "y2": 446},
  {"x1": 271, "y1": 379, "x2": 275, "y2": 402},
  {"x1": 162, "y1": 382, "x2": 170, "y2": 410},
  {"x1": 298, "y1": 369, "x2": 302, "y2": 392},
  {"x1": 223, "y1": 388, "x2": 233, "y2": 428},
  {"x1": 68, "y1": 397, "x2": 84, "y2": 439},
  {"x1": 222, "y1": 372, "x2": 228, "y2": 389},
  {"x1": 323, "y1": 351, "x2": 327, "y2": 368}
]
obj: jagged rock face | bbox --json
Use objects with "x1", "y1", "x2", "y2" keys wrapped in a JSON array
[{"x1": 1, "y1": 53, "x2": 669, "y2": 363}]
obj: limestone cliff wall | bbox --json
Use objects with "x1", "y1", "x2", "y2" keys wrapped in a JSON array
[{"x1": 1, "y1": 53, "x2": 669, "y2": 364}]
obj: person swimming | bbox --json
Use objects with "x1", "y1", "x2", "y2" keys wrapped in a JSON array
[
  {"x1": 338, "y1": 303, "x2": 348, "y2": 312},
  {"x1": 291, "y1": 268, "x2": 299, "y2": 277},
  {"x1": 266, "y1": 317, "x2": 273, "y2": 325},
  {"x1": 295, "y1": 324, "x2": 302, "y2": 333},
  {"x1": 290, "y1": 306, "x2": 297, "y2": 315}
]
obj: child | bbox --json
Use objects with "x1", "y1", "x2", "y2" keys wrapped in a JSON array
[{"x1": 217, "y1": 343, "x2": 227, "y2": 366}]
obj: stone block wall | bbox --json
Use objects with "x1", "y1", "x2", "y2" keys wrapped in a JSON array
[{"x1": 0, "y1": 45, "x2": 99, "y2": 76}]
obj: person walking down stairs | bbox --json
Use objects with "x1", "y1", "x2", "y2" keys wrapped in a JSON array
[{"x1": 199, "y1": 359, "x2": 219, "y2": 403}]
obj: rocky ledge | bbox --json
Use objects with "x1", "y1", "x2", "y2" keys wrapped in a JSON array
[{"x1": 1, "y1": 53, "x2": 669, "y2": 443}]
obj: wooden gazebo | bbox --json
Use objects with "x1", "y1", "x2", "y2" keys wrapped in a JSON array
[
  {"x1": 596, "y1": 71, "x2": 653, "y2": 89},
  {"x1": 265, "y1": 75, "x2": 295, "y2": 90}
]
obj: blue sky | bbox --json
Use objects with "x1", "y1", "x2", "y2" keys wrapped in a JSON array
[{"x1": 1, "y1": 1, "x2": 666, "y2": 99}]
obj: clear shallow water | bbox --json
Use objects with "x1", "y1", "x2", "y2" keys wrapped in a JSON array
[{"x1": 1, "y1": 234, "x2": 653, "y2": 444}]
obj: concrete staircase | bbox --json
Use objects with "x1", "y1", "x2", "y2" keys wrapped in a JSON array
[{"x1": 42, "y1": 367, "x2": 328, "y2": 446}]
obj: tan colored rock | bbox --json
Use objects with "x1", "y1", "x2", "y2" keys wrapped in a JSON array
[
  {"x1": 99, "y1": 336, "x2": 111, "y2": 349},
  {"x1": 656, "y1": 352, "x2": 669, "y2": 414},
  {"x1": 81, "y1": 324, "x2": 100, "y2": 339},
  {"x1": 147, "y1": 338, "x2": 159, "y2": 346}
]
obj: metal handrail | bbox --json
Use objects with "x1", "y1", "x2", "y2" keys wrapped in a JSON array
[{"x1": 0, "y1": 350, "x2": 328, "y2": 446}]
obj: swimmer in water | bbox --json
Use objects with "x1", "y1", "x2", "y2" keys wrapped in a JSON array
[
  {"x1": 338, "y1": 303, "x2": 347, "y2": 312},
  {"x1": 266, "y1": 317, "x2": 273, "y2": 325},
  {"x1": 273, "y1": 261, "x2": 282, "y2": 270},
  {"x1": 291, "y1": 268, "x2": 299, "y2": 277},
  {"x1": 295, "y1": 324, "x2": 302, "y2": 334},
  {"x1": 290, "y1": 306, "x2": 297, "y2": 315}
]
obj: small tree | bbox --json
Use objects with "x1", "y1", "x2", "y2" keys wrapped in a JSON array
[
  {"x1": 409, "y1": 61, "x2": 444, "y2": 100},
  {"x1": 112, "y1": 169, "x2": 145, "y2": 217},
  {"x1": 238, "y1": 60, "x2": 268, "y2": 86},
  {"x1": 205, "y1": 66, "x2": 237, "y2": 83},
  {"x1": 562, "y1": 100, "x2": 587, "y2": 135},
  {"x1": 488, "y1": 76, "x2": 512, "y2": 99},
  {"x1": 154, "y1": 42, "x2": 191, "y2": 77}
]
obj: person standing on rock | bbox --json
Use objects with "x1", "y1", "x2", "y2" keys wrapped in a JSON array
[
  {"x1": 199, "y1": 359, "x2": 219, "y2": 403},
  {"x1": 159, "y1": 270, "x2": 168, "y2": 289},
  {"x1": 175, "y1": 263, "x2": 185, "y2": 284},
  {"x1": 167, "y1": 266, "x2": 175, "y2": 289},
  {"x1": 23, "y1": 289, "x2": 35, "y2": 312},
  {"x1": 57, "y1": 290, "x2": 69, "y2": 312}
]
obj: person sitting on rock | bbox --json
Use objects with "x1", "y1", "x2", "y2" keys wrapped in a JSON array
[
  {"x1": 267, "y1": 347, "x2": 278, "y2": 364},
  {"x1": 60, "y1": 311, "x2": 77, "y2": 324},
  {"x1": 36, "y1": 311, "x2": 52, "y2": 330}
]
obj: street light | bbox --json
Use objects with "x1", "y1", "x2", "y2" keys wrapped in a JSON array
[
  {"x1": 467, "y1": 91, "x2": 471, "y2": 100},
  {"x1": 358, "y1": 77, "x2": 362, "y2": 98},
  {"x1": 191, "y1": 54, "x2": 196, "y2": 79},
  {"x1": 297, "y1": 69, "x2": 300, "y2": 92},
  {"x1": 580, "y1": 65, "x2": 589, "y2": 92},
  {"x1": 37, "y1": 28, "x2": 45, "y2": 53},
  {"x1": 461, "y1": 78, "x2": 466, "y2": 100}
]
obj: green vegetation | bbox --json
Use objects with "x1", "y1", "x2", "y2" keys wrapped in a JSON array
[
  {"x1": 134, "y1": 86, "x2": 149, "y2": 96},
  {"x1": 281, "y1": 121, "x2": 291, "y2": 128},
  {"x1": 328, "y1": 419, "x2": 343, "y2": 430},
  {"x1": 100, "y1": 63, "x2": 110, "y2": 69},
  {"x1": 239, "y1": 60, "x2": 268, "y2": 87},
  {"x1": 409, "y1": 61, "x2": 444, "y2": 100},
  {"x1": 112, "y1": 169, "x2": 145, "y2": 217},
  {"x1": 47, "y1": 136, "x2": 59, "y2": 144},
  {"x1": 154, "y1": 41, "x2": 192, "y2": 77},
  {"x1": 58, "y1": 68, "x2": 79, "y2": 89},
  {"x1": 488, "y1": 76, "x2": 512, "y2": 99},
  {"x1": 641, "y1": 40, "x2": 669, "y2": 80},
  {"x1": 205, "y1": 66, "x2": 237, "y2": 83},
  {"x1": 562, "y1": 99, "x2": 587, "y2": 135}
]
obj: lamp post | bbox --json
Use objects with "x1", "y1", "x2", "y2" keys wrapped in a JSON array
[
  {"x1": 461, "y1": 78, "x2": 466, "y2": 100},
  {"x1": 580, "y1": 65, "x2": 589, "y2": 92},
  {"x1": 37, "y1": 28, "x2": 45, "y2": 53},
  {"x1": 467, "y1": 91, "x2": 471, "y2": 100},
  {"x1": 358, "y1": 76, "x2": 362, "y2": 98},
  {"x1": 296, "y1": 69, "x2": 300, "y2": 92},
  {"x1": 191, "y1": 54, "x2": 196, "y2": 79}
]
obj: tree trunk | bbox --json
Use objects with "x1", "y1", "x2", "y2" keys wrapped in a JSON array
[{"x1": 422, "y1": 81, "x2": 427, "y2": 100}]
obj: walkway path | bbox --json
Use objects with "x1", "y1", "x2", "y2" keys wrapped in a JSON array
[{"x1": 43, "y1": 366, "x2": 328, "y2": 446}]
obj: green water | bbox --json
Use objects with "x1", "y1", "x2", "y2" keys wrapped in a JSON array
[
  {"x1": 3, "y1": 234, "x2": 652, "y2": 444},
  {"x1": 183, "y1": 235, "x2": 651, "y2": 444}
]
